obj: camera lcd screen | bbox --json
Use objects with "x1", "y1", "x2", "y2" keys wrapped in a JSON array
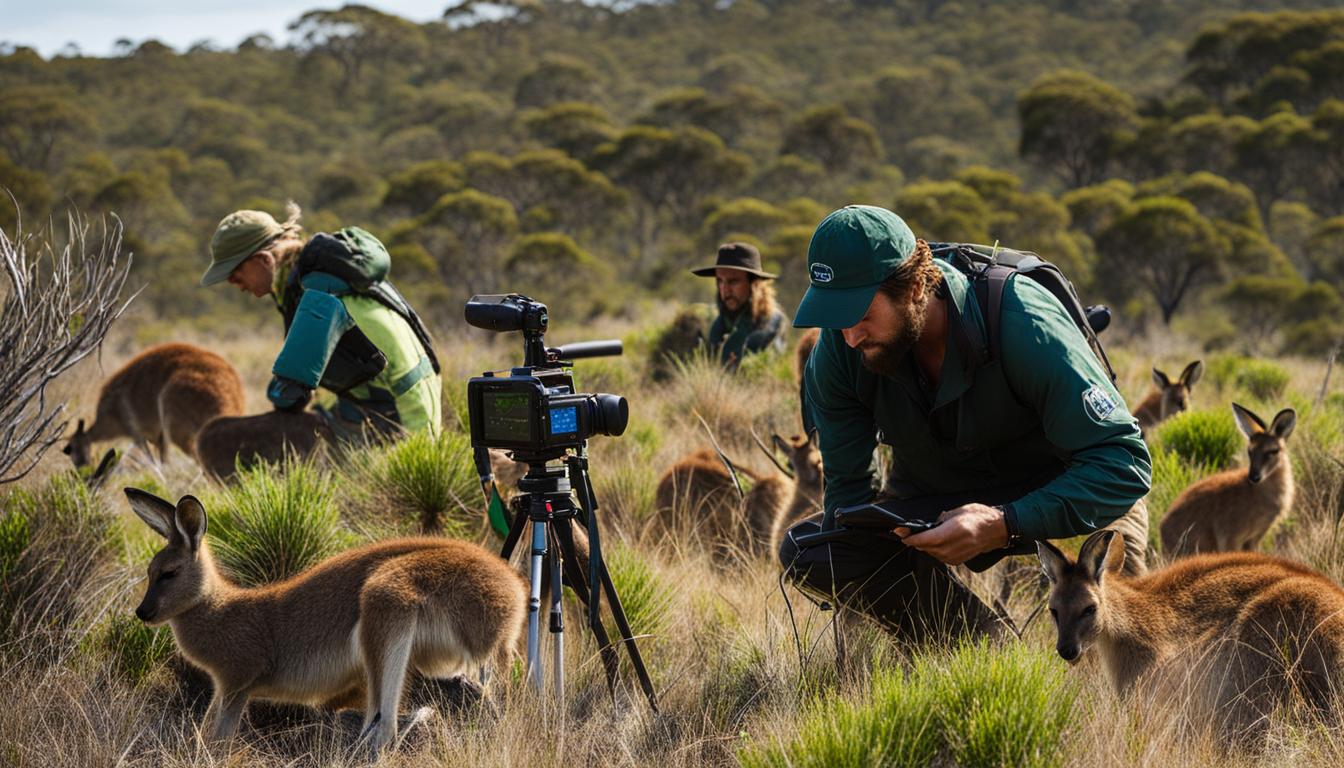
[
  {"x1": 482, "y1": 391, "x2": 533, "y2": 442},
  {"x1": 549, "y1": 406, "x2": 578, "y2": 435}
]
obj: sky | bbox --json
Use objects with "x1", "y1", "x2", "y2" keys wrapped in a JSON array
[{"x1": 3, "y1": 1, "x2": 458, "y2": 58}]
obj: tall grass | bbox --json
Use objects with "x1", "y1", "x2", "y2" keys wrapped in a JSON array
[{"x1": 203, "y1": 457, "x2": 351, "y2": 587}]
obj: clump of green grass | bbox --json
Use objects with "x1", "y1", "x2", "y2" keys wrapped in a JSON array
[
  {"x1": 921, "y1": 641, "x2": 1080, "y2": 768},
  {"x1": 592, "y1": 458, "x2": 658, "y2": 525},
  {"x1": 365, "y1": 429, "x2": 480, "y2": 536},
  {"x1": 86, "y1": 613, "x2": 174, "y2": 686},
  {"x1": 0, "y1": 472, "x2": 117, "y2": 648},
  {"x1": 741, "y1": 641, "x2": 1079, "y2": 768},
  {"x1": 204, "y1": 457, "x2": 351, "y2": 587},
  {"x1": 1157, "y1": 408, "x2": 1242, "y2": 470},
  {"x1": 603, "y1": 542, "x2": 675, "y2": 648}
]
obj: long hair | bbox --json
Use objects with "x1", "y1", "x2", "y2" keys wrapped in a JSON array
[
  {"x1": 268, "y1": 201, "x2": 307, "y2": 268},
  {"x1": 750, "y1": 277, "x2": 781, "y2": 326}
]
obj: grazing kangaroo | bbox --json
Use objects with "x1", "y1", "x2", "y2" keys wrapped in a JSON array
[
  {"x1": 126, "y1": 489, "x2": 525, "y2": 752},
  {"x1": 652, "y1": 432, "x2": 822, "y2": 559},
  {"x1": 1133, "y1": 360, "x2": 1203, "y2": 434},
  {"x1": 194, "y1": 411, "x2": 333, "y2": 481},
  {"x1": 63, "y1": 343, "x2": 245, "y2": 466},
  {"x1": 1039, "y1": 529, "x2": 1344, "y2": 745},
  {"x1": 1159, "y1": 403, "x2": 1295, "y2": 558}
]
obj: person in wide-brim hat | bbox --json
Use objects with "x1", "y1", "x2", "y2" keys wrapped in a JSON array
[{"x1": 691, "y1": 242, "x2": 787, "y2": 369}]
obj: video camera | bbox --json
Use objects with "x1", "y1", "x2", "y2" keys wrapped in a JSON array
[{"x1": 465, "y1": 294, "x2": 628, "y2": 459}]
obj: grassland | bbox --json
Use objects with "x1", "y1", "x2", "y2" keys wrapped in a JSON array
[{"x1": 2, "y1": 315, "x2": 1343, "y2": 767}]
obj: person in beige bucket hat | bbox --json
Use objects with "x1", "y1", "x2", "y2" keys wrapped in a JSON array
[{"x1": 202, "y1": 203, "x2": 442, "y2": 443}]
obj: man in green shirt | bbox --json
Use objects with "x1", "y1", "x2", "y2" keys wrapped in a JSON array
[
  {"x1": 202, "y1": 206, "x2": 442, "y2": 443},
  {"x1": 780, "y1": 205, "x2": 1151, "y2": 642},
  {"x1": 691, "y1": 242, "x2": 787, "y2": 370}
]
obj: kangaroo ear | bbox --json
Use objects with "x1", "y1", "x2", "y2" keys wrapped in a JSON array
[
  {"x1": 174, "y1": 496, "x2": 208, "y2": 552},
  {"x1": 1152, "y1": 368, "x2": 1170, "y2": 389},
  {"x1": 1077, "y1": 530, "x2": 1124, "y2": 583},
  {"x1": 772, "y1": 433, "x2": 790, "y2": 454},
  {"x1": 77, "y1": 419, "x2": 85, "y2": 434},
  {"x1": 1270, "y1": 408, "x2": 1297, "y2": 440},
  {"x1": 1180, "y1": 360, "x2": 1204, "y2": 388},
  {"x1": 1232, "y1": 402, "x2": 1266, "y2": 438},
  {"x1": 125, "y1": 488, "x2": 176, "y2": 540},
  {"x1": 1036, "y1": 539, "x2": 1069, "y2": 584},
  {"x1": 806, "y1": 427, "x2": 819, "y2": 447}
]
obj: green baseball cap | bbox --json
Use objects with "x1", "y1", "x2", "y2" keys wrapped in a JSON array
[
  {"x1": 792, "y1": 205, "x2": 916, "y2": 329},
  {"x1": 201, "y1": 210, "x2": 285, "y2": 286}
]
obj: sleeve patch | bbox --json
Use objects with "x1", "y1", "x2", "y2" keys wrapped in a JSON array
[{"x1": 1082, "y1": 384, "x2": 1118, "y2": 424}]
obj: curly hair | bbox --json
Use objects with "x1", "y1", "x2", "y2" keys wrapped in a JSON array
[{"x1": 876, "y1": 239, "x2": 941, "y2": 303}]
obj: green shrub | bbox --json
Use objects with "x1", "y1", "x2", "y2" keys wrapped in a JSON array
[
  {"x1": 1206, "y1": 354, "x2": 1290, "y2": 401},
  {"x1": 0, "y1": 507, "x2": 31, "y2": 585},
  {"x1": 741, "y1": 641, "x2": 1078, "y2": 768},
  {"x1": 205, "y1": 457, "x2": 351, "y2": 587},
  {"x1": 368, "y1": 429, "x2": 480, "y2": 536},
  {"x1": 736, "y1": 346, "x2": 793, "y2": 385},
  {"x1": 1156, "y1": 408, "x2": 1242, "y2": 470},
  {"x1": 89, "y1": 613, "x2": 174, "y2": 686}
]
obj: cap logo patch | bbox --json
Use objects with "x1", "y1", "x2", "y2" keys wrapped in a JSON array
[
  {"x1": 810, "y1": 263, "x2": 835, "y2": 284},
  {"x1": 1082, "y1": 384, "x2": 1118, "y2": 423}
]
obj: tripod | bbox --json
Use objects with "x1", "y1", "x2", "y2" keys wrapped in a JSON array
[{"x1": 498, "y1": 451, "x2": 658, "y2": 711}]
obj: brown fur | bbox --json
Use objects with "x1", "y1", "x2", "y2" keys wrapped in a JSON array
[
  {"x1": 194, "y1": 411, "x2": 333, "y2": 481},
  {"x1": 63, "y1": 343, "x2": 244, "y2": 466},
  {"x1": 652, "y1": 434, "x2": 822, "y2": 560},
  {"x1": 127, "y1": 490, "x2": 525, "y2": 753},
  {"x1": 1160, "y1": 403, "x2": 1296, "y2": 558},
  {"x1": 1134, "y1": 360, "x2": 1203, "y2": 434},
  {"x1": 794, "y1": 328, "x2": 821, "y2": 387},
  {"x1": 1039, "y1": 530, "x2": 1344, "y2": 746}
]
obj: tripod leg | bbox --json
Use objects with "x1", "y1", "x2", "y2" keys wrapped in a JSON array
[
  {"x1": 499, "y1": 504, "x2": 529, "y2": 560},
  {"x1": 547, "y1": 524, "x2": 564, "y2": 699},
  {"x1": 526, "y1": 519, "x2": 546, "y2": 691},
  {"x1": 595, "y1": 559, "x2": 660, "y2": 712},
  {"x1": 552, "y1": 519, "x2": 621, "y2": 699}
]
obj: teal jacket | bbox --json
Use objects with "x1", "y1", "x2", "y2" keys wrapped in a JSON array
[
  {"x1": 803, "y1": 260, "x2": 1151, "y2": 540},
  {"x1": 709, "y1": 306, "x2": 787, "y2": 367}
]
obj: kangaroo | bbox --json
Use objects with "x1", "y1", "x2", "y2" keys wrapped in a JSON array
[
  {"x1": 794, "y1": 328, "x2": 821, "y2": 386},
  {"x1": 194, "y1": 411, "x2": 333, "y2": 481},
  {"x1": 1133, "y1": 360, "x2": 1202, "y2": 434},
  {"x1": 748, "y1": 431, "x2": 824, "y2": 557},
  {"x1": 126, "y1": 488, "x2": 525, "y2": 752},
  {"x1": 1159, "y1": 403, "x2": 1295, "y2": 558},
  {"x1": 1039, "y1": 529, "x2": 1344, "y2": 746},
  {"x1": 652, "y1": 432, "x2": 822, "y2": 560},
  {"x1": 63, "y1": 343, "x2": 245, "y2": 467}
]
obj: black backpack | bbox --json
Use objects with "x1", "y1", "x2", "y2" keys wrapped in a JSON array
[{"x1": 930, "y1": 242, "x2": 1116, "y2": 386}]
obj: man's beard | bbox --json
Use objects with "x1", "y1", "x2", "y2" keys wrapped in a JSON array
[{"x1": 859, "y1": 295, "x2": 927, "y2": 378}]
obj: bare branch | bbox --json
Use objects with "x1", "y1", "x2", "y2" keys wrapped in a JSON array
[{"x1": 0, "y1": 202, "x2": 138, "y2": 483}]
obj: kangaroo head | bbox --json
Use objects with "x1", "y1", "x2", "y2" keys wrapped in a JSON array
[
  {"x1": 126, "y1": 488, "x2": 211, "y2": 625},
  {"x1": 1037, "y1": 530, "x2": 1125, "y2": 663},
  {"x1": 1152, "y1": 360, "x2": 1203, "y2": 419},
  {"x1": 772, "y1": 429, "x2": 823, "y2": 493},
  {"x1": 1232, "y1": 402, "x2": 1295, "y2": 484},
  {"x1": 62, "y1": 419, "x2": 92, "y2": 468}
]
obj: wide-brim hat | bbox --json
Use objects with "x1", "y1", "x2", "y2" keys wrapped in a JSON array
[
  {"x1": 201, "y1": 209, "x2": 286, "y2": 286},
  {"x1": 691, "y1": 242, "x2": 776, "y2": 279}
]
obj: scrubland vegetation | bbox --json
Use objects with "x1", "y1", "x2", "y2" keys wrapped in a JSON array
[{"x1": 5, "y1": 0, "x2": 1344, "y2": 765}]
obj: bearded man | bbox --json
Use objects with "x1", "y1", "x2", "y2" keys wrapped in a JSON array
[
  {"x1": 779, "y1": 205, "x2": 1151, "y2": 642},
  {"x1": 691, "y1": 242, "x2": 787, "y2": 370}
]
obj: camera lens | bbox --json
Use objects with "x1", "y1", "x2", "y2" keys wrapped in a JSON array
[{"x1": 587, "y1": 394, "x2": 628, "y2": 437}]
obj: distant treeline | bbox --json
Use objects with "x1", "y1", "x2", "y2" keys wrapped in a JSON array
[{"x1": 1, "y1": 0, "x2": 1341, "y2": 355}]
